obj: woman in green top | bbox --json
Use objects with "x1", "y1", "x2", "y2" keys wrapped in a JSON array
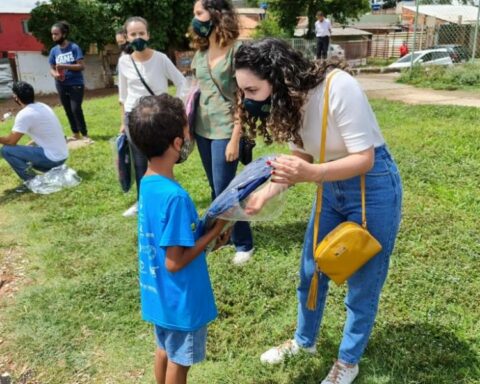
[{"x1": 191, "y1": 0, "x2": 253, "y2": 265}]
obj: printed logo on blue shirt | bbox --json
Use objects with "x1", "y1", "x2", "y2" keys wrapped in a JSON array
[{"x1": 56, "y1": 52, "x2": 75, "y2": 64}]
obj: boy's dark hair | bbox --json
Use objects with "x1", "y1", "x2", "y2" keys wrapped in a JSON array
[
  {"x1": 12, "y1": 81, "x2": 35, "y2": 104},
  {"x1": 128, "y1": 94, "x2": 187, "y2": 160}
]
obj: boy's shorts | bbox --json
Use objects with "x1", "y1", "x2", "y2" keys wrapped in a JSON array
[{"x1": 154, "y1": 324, "x2": 207, "y2": 366}]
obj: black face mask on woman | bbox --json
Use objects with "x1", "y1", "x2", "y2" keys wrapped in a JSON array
[
  {"x1": 56, "y1": 35, "x2": 66, "y2": 45},
  {"x1": 243, "y1": 96, "x2": 271, "y2": 119},
  {"x1": 130, "y1": 38, "x2": 148, "y2": 52}
]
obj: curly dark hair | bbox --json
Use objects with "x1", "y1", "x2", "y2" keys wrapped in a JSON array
[
  {"x1": 190, "y1": 0, "x2": 239, "y2": 51},
  {"x1": 234, "y1": 38, "x2": 350, "y2": 148}
]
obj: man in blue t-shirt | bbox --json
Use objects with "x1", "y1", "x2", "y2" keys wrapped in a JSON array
[
  {"x1": 48, "y1": 21, "x2": 91, "y2": 143},
  {"x1": 128, "y1": 93, "x2": 230, "y2": 384}
]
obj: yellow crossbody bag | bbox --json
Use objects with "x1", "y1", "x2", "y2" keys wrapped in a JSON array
[{"x1": 306, "y1": 70, "x2": 382, "y2": 311}]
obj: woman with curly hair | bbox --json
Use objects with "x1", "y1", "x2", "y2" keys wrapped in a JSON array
[
  {"x1": 235, "y1": 38, "x2": 402, "y2": 384},
  {"x1": 190, "y1": 0, "x2": 254, "y2": 265}
]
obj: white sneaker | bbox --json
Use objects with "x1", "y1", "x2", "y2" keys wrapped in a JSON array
[
  {"x1": 260, "y1": 339, "x2": 316, "y2": 364},
  {"x1": 321, "y1": 360, "x2": 359, "y2": 384},
  {"x1": 122, "y1": 202, "x2": 138, "y2": 217},
  {"x1": 232, "y1": 248, "x2": 254, "y2": 265}
]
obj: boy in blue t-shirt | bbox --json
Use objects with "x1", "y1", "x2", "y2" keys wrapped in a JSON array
[{"x1": 128, "y1": 94, "x2": 229, "y2": 384}]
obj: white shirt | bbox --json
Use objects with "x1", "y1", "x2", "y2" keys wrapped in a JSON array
[
  {"x1": 12, "y1": 102, "x2": 68, "y2": 162},
  {"x1": 118, "y1": 51, "x2": 186, "y2": 112},
  {"x1": 289, "y1": 71, "x2": 385, "y2": 162},
  {"x1": 315, "y1": 19, "x2": 331, "y2": 37}
]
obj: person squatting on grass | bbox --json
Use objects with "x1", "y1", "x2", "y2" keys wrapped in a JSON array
[
  {"x1": 236, "y1": 38, "x2": 403, "y2": 384},
  {"x1": 49, "y1": 21, "x2": 91, "y2": 144},
  {"x1": 118, "y1": 16, "x2": 186, "y2": 218},
  {"x1": 0, "y1": 81, "x2": 68, "y2": 184},
  {"x1": 128, "y1": 94, "x2": 230, "y2": 384},
  {"x1": 190, "y1": 0, "x2": 254, "y2": 265}
]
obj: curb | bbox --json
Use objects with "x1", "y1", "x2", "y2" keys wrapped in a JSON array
[{"x1": 353, "y1": 67, "x2": 401, "y2": 75}]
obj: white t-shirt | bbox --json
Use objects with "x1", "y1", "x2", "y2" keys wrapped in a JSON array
[
  {"x1": 118, "y1": 51, "x2": 186, "y2": 112},
  {"x1": 288, "y1": 70, "x2": 385, "y2": 161},
  {"x1": 12, "y1": 102, "x2": 68, "y2": 162},
  {"x1": 315, "y1": 19, "x2": 331, "y2": 37}
]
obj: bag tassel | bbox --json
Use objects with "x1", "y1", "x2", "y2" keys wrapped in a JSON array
[{"x1": 306, "y1": 270, "x2": 319, "y2": 311}]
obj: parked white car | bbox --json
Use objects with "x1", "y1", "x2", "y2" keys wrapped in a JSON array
[
  {"x1": 388, "y1": 48, "x2": 453, "y2": 69},
  {"x1": 329, "y1": 44, "x2": 345, "y2": 59}
]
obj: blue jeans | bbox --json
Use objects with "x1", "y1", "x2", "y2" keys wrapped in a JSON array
[
  {"x1": 56, "y1": 84, "x2": 88, "y2": 136},
  {"x1": 294, "y1": 145, "x2": 402, "y2": 364},
  {"x1": 1, "y1": 145, "x2": 66, "y2": 181},
  {"x1": 195, "y1": 134, "x2": 253, "y2": 252}
]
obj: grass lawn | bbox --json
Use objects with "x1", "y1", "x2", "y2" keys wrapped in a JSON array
[
  {"x1": 0, "y1": 94, "x2": 479, "y2": 384},
  {"x1": 397, "y1": 63, "x2": 480, "y2": 92}
]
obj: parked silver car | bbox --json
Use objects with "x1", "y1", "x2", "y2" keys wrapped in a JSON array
[
  {"x1": 329, "y1": 44, "x2": 345, "y2": 59},
  {"x1": 388, "y1": 48, "x2": 453, "y2": 69}
]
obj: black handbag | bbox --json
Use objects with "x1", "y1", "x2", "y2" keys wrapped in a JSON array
[
  {"x1": 239, "y1": 136, "x2": 256, "y2": 166},
  {"x1": 207, "y1": 47, "x2": 255, "y2": 165}
]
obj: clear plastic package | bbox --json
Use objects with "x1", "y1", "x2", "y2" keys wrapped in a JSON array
[{"x1": 25, "y1": 164, "x2": 81, "y2": 194}]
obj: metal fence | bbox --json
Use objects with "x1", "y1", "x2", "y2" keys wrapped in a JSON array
[{"x1": 290, "y1": 22, "x2": 479, "y2": 67}]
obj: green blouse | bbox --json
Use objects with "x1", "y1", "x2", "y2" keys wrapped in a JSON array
[{"x1": 191, "y1": 44, "x2": 239, "y2": 140}]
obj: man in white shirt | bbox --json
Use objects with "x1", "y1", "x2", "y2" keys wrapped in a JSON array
[
  {"x1": 315, "y1": 11, "x2": 332, "y2": 60},
  {"x1": 0, "y1": 81, "x2": 68, "y2": 182}
]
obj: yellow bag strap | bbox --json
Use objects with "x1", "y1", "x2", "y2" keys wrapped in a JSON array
[
  {"x1": 313, "y1": 69, "x2": 368, "y2": 256},
  {"x1": 307, "y1": 69, "x2": 368, "y2": 310},
  {"x1": 313, "y1": 69, "x2": 338, "y2": 257}
]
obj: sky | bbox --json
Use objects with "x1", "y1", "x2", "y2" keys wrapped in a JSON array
[{"x1": 0, "y1": 0, "x2": 49, "y2": 14}]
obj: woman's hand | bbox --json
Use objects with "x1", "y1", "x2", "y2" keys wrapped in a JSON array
[
  {"x1": 225, "y1": 139, "x2": 239, "y2": 162},
  {"x1": 270, "y1": 155, "x2": 321, "y2": 185}
]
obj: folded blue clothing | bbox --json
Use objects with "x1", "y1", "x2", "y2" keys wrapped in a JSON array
[
  {"x1": 116, "y1": 133, "x2": 131, "y2": 193},
  {"x1": 200, "y1": 155, "x2": 275, "y2": 233}
]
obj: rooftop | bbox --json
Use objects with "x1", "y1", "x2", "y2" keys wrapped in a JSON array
[{"x1": 403, "y1": 4, "x2": 480, "y2": 24}]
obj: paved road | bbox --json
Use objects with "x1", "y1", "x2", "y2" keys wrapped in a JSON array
[{"x1": 356, "y1": 73, "x2": 480, "y2": 108}]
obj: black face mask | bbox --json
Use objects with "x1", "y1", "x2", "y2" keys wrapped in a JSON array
[
  {"x1": 56, "y1": 35, "x2": 66, "y2": 45},
  {"x1": 119, "y1": 43, "x2": 134, "y2": 54}
]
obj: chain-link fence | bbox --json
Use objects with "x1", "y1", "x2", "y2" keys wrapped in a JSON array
[{"x1": 289, "y1": 4, "x2": 479, "y2": 67}]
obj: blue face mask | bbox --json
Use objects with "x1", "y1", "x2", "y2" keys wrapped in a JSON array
[
  {"x1": 243, "y1": 96, "x2": 271, "y2": 119},
  {"x1": 130, "y1": 38, "x2": 148, "y2": 52},
  {"x1": 192, "y1": 18, "x2": 213, "y2": 38}
]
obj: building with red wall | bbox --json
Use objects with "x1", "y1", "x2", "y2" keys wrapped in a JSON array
[{"x1": 0, "y1": 3, "x2": 44, "y2": 55}]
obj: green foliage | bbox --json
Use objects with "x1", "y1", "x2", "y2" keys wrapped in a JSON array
[
  {"x1": 268, "y1": 0, "x2": 370, "y2": 37},
  {"x1": 28, "y1": 0, "x2": 194, "y2": 54},
  {"x1": 252, "y1": 16, "x2": 290, "y2": 39},
  {"x1": 28, "y1": 0, "x2": 113, "y2": 54},
  {"x1": 398, "y1": 63, "x2": 480, "y2": 91},
  {"x1": 97, "y1": 0, "x2": 193, "y2": 52},
  {"x1": 1, "y1": 95, "x2": 479, "y2": 383}
]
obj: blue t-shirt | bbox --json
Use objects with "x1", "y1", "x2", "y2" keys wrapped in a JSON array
[
  {"x1": 48, "y1": 42, "x2": 84, "y2": 86},
  {"x1": 138, "y1": 175, "x2": 217, "y2": 331}
]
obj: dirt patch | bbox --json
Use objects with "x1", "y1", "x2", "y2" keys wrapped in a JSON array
[
  {"x1": 0, "y1": 246, "x2": 27, "y2": 300},
  {"x1": 0, "y1": 87, "x2": 117, "y2": 116}
]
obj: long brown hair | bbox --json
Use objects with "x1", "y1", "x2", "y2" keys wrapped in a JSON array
[{"x1": 190, "y1": 0, "x2": 239, "y2": 51}]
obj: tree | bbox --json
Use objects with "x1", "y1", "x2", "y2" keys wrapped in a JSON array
[
  {"x1": 29, "y1": 0, "x2": 113, "y2": 54},
  {"x1": 267, "y1": 0, "x2": 371, "y2": 37},
  {"x1": 97, "y1": 0, "x2": 194, "y2": 53},
  {"x1": 252, "y1": 15, "x2": 289, "y2": 39}
]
